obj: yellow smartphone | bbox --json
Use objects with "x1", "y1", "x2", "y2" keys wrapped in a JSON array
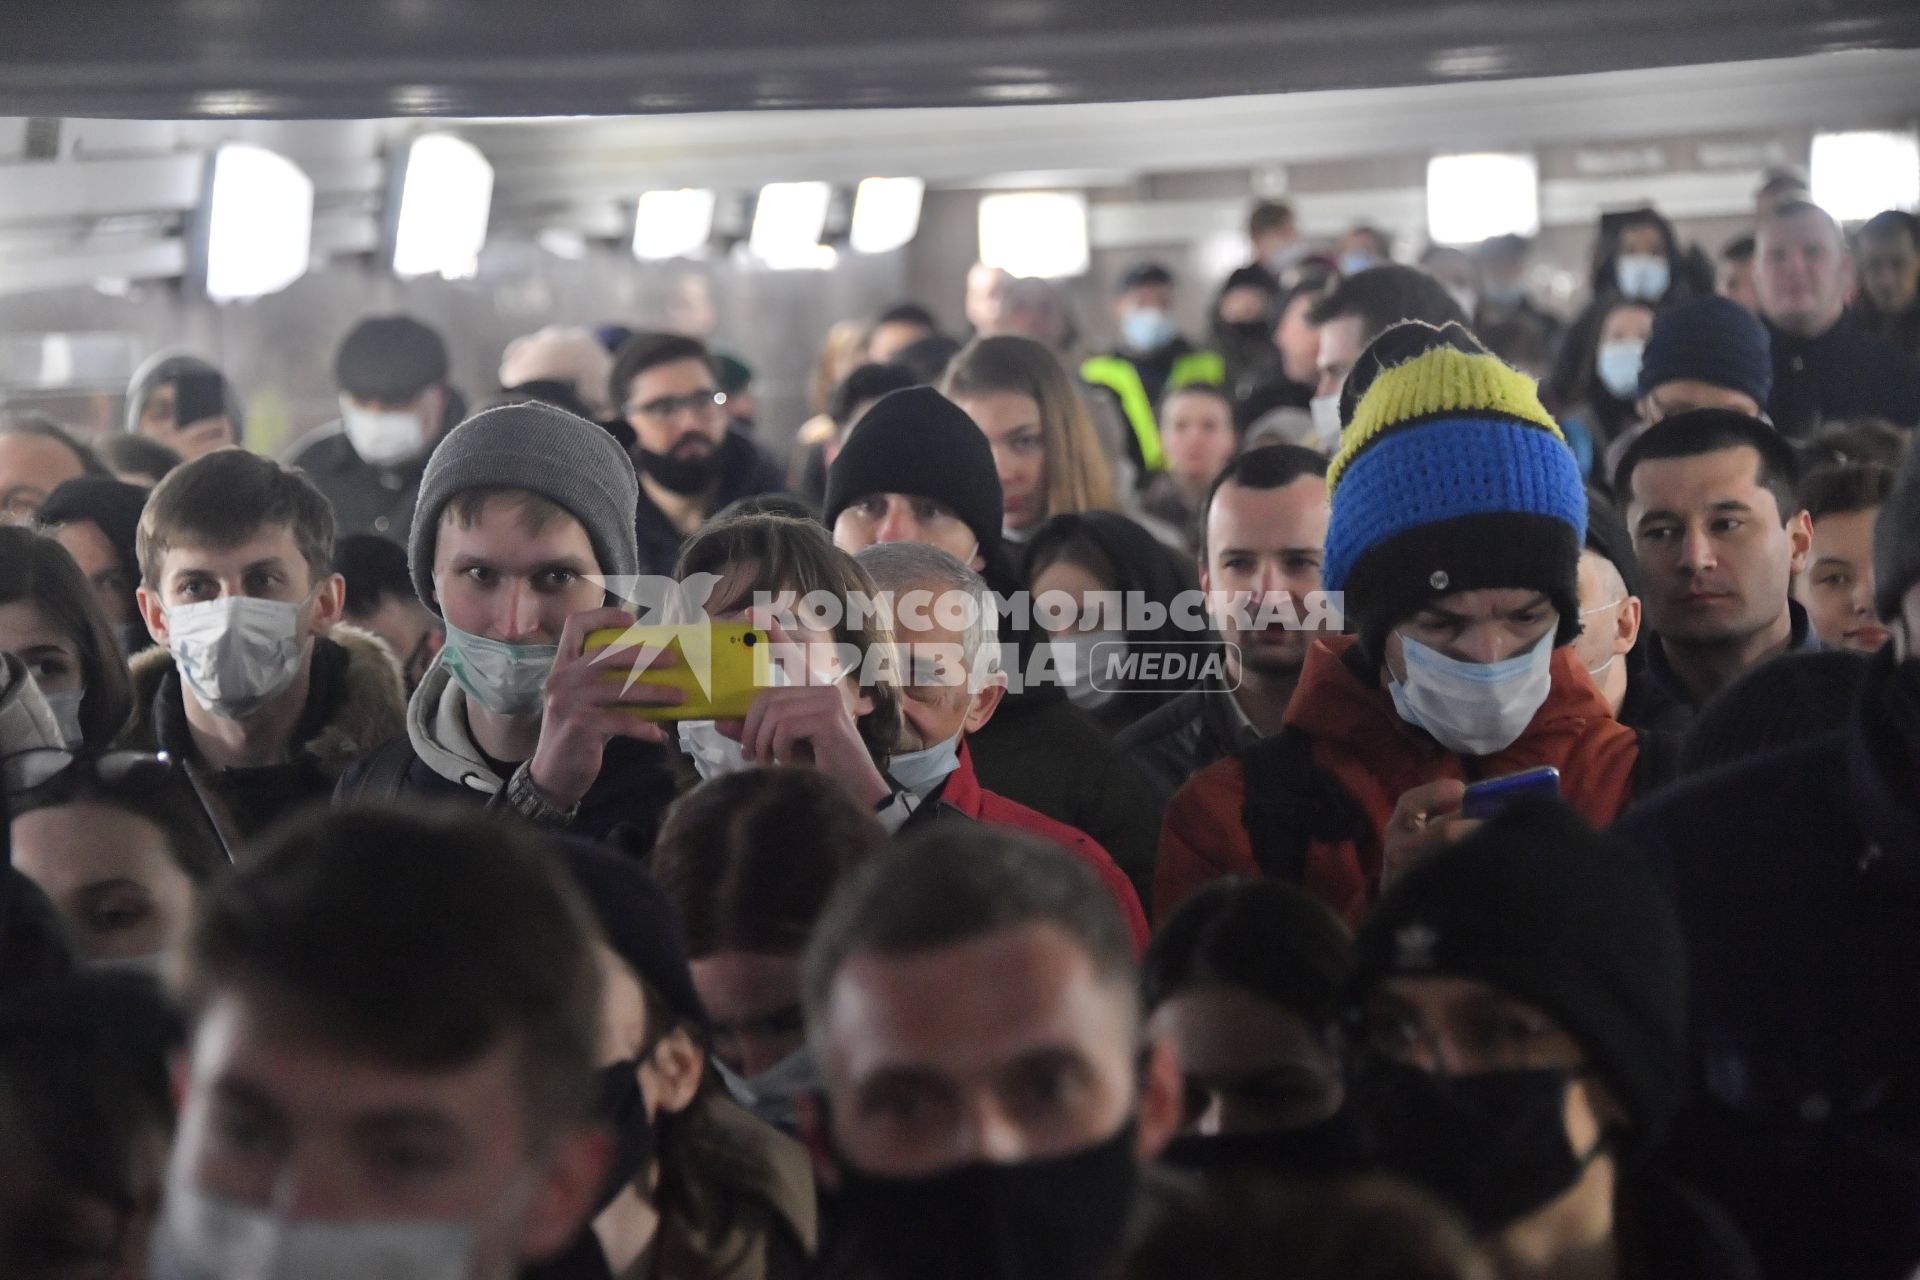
[{"x1": 583, "y1": 622, "x2": 772, "y2": 721}]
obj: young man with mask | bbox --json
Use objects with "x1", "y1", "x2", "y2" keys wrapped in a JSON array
[
  {"x1": 801, "y1": 824, "x2": 1183, "y2": 1280},
  {"x1": 128, "y1": 449, "x2": 406, "y2": 844},
  {"x1": 611, "y1": 332, "x2": 784, "y2": 577},
  {"x1": 1305, "y1": 265, "x2": 1469, "y2": 450},
  {"x1": 856, "y1": 540, "x2": 1151, "y2": 947},
  {"x1": 825, "y1": 385, "x2": 1168, "y2": 891},
  {"x1": 286, "y1": 314, "x2": 461, "y2": 541},
  {"x1": 1612, "y1": 434, "x2": 1920, "y2": 1280},
  {"x1": 1351, "y1": 800, "x2": 1754, "y2": 1277},
  {"x1": 1156, "y1": 322, "x2": 1640, "y2": 925},
  {"x1": 1598, "y1": 294, "x2": 1775, "y2": 480},
  {"x1": 1616, "y1": 409, "x2": 1817, "y2": 731},
  {"x1": 1120, "y1": 444, "x2": 1332, "y2": 802},
  {"x1": 149, "y1": 808, "x2": 613, "y2": 1280},
  {"x1": 1081, "y1": 262, "x2": 1225, "y2": 480},
  {"x1": 335, "y1": 401, "x2": 683, "y2": 846}
]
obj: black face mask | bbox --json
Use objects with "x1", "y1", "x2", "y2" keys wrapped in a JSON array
[
  {"x1": 1219, "y1": 319, "x2": 1275, "y2": 345},
  {"x1": 639, "y1": 442, "x2": 720, "y2": 496},
  {"x1": 1353, "y1": 1060, "x2": 1599, "y2": 1235},
  {"x1": 592, "y1": 1057, "x2": 657, "y2": 1216},
  {"x1": 1158, "y1": 1107, "x2": 1366, "y2": 1182},
  {"x1": 832, "y1": 1122, "x2": 1139, "y2": 1280}
]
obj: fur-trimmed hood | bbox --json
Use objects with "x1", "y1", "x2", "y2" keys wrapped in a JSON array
[{"x1": 125, "y1": 624, "x2": 407, "y2": 778}]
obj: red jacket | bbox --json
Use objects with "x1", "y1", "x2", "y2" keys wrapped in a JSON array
[
  {"x1": 932, "y1": 743, "x2": 1151, "y2": 953},
  {"x1": 1155, "y1": 636, "x2": 1639, "y2": 927}
]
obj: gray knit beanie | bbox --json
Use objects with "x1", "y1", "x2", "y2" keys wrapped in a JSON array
[
  {"x1": 1874, "y1": 430, "x2": 1920, "y2": 623},
  {"x1": 409, "y1": 402, "x2": 640, "y2": 612}
]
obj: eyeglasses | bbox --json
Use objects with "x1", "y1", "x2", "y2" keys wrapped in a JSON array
[{"x1": 625, "y1": 389, "x2": 727, "y2": 421}]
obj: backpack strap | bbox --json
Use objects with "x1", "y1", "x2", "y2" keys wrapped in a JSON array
[
  {"x1": 339, "y1": 737, "x2": 416, "y2": 805},
  {"x1": 1237, "y1": 727, "x2": 1365, "y2": 884}
]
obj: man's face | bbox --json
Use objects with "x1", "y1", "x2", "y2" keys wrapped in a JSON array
[
  {"x1": 1147, "y1": 987, "x2": 1342, "y2": 1137},
  {"x1": 965, "y1": 265, "x2": 1009, "y2": 334},
  {"x1": 691, "y1": 951, "x2": 807, "y2": 1078},
  {"x1": 1314, "y1": 315, "x2": 1366, "y2": 400},
  {"x1": 137, "y1": 525, "x2": 344, "y2": 654},
  {"x1": 1387, "y1": 588, "x2": 1557, "y2": 672},
  {"x1": 1640, "y1": 380, "x2": 1762, "y2": 425},
  {"x1": 432, "y1": 500, "x2": 604, "y2": 646},
  {"x1": 1757, "y1": 212, "x2": 1851, "y2": 336},
  {"x1": 0, "y1": 434, "x2": 87, "y2": 524},
  {"x1": 352, "y1": 595, "x2": 445, "y2": 689},
  {"x1": 1215, "y1": 285, "x2": 1272, "y2": 327},
  {"x1": 1717, "y1": 254, "x2": 1760, "y2": 314},
  {"x1": 1858, "y1": 230, "x2": 1920, "y2": 317},
  {"x1": 1201, "y1": 477, "x2": 1331, "y2": 679},
  {"x1": 622, "y1": 358, "x2": 727, "y2": 459},
  {"x1": 1274, "y1": 293, "x2": 1322, "y2": 387},
  {"x1": 1627, "y1": 446, "x2": 1810, "y2": 646},
  {"x1": 867, "y1": 321, "x2": 934, "y2": 367},
  {"x1": 832, "y1": 493, "x2": 982, "y2": 570},
  {"x1": 1616, "y1": 223, "x2": 1666, "y2": 259},
  {"x1": 139, "y1": 383, "x2": 238, "y2": 461},
  {"x1": 881, "y1": 584, "x2": 1002, "y2": 751},
  {"x1": 51, "y1": 518, "x2": 139, "y2": 630},
  {"x1": 1799, "y1": 506, "x2": 1888, "y2": 654},
  {"x1": 819, "y1": 922, "x2": 1153, "y2": 1177},
  {"x1": 169, "y1": 989, "x2": 589, "y2": 1269},
  {"x1": 1160, "y1": 393, "x2": 1238, "y2": 487}
]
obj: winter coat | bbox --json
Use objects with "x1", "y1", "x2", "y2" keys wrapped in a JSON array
[
  {"x1": 634, "y1": 429, "x2": 787, "y2": 577},
  {"x1": 1765, "y1": 312, "x2": 1920, "y2": 438}
]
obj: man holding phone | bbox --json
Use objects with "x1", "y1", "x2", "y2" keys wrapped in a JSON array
[
  {"x1": 336, "y1": 400, "x2": 684, "y2": 847},
  {"x1": 123, "y1": 352, "x2": 244, "y2": 461},
  {"x1": 1156, "y1": 322, "x2": 1641, "y2": 925}
]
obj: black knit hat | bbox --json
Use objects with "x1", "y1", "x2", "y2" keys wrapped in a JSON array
[
  {"x1": 554, "y1": 838, "x2": 709, "y2": 1037},
  {"x1": 1875, "y1": 424, "x2": 1920, "y2": 622},
  {"x1": 1636, "y1": 296, "x2": 1773, "y2": 405},
  {"x1": 1144, "y1": 879, "x2": 1352, "y2": 1028},
  {"x1": 334, "y1": 315, "x2": 451, "y2": 403},
  {"x1": 823, "y1": 386, "x2": 1003, "y2": 562},
  {"x1": 1349, "y1": 799, "x2": 1687, "y2": 1154}
]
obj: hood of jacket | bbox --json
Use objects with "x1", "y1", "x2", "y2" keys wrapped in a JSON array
[{"x1": 405, "y1": 659, "x2": 511, "y2": 794}]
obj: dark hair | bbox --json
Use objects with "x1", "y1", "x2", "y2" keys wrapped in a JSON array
[
  {"x1": 1860, "y1": 209, "x2": 1920, "y2": 249},
  {"x1": 608, "y1": 332, "x2": 717, "y2": 413},
  {"x1": 803, "y1": 824, "x2": 1137, "y2": 1034},
  {"x1": 1306, "y1": 265, "x2": 1469, "y2": 347},
  {"x1": 1120, "y1": 262, "x2": 1176, "y2": 293},
  {"x1": 1142, "y1": 880, "x2": 1352, "y2": 1027},
  {"x1": 1719, "y1": 233, "x2": 1756, "y2": 264},
  {"x1": 1806, "y1": 416, "x2": 1909, "y2": 471},
  {"x1": 0, "y1": 871, "x2": 76, "y2": 996},
  {"x1": 1798, "y1": 463, "x2": 1896, "y2": 523},
  {"x1": 17, "y1": 764, "x2": 226, "y2": 884},
  {"x1": 874, "y1": 302, "x2": 939, "y2": 332},
  {"x1": 1615, "y1": 408, "x2": 1802, "y2": 523},
  {"x1": 1199, "y1": 444, "x2": 1329, "y2": 563},
  {"x1": 1477, "y1": 234, "x2": 1531, "y2": 263},
  {"x1": 1248, "y1": 201, "x2": 1295, "y2": 238},
  {"x1": 1682, "y1": 649, "x2": 1871, "y2": 776},
  {"x1": 830, "y1": 363, "x2": 921, "y2": 430},
  {"x1": 0, "y1": 413, "x2": 106, "y2": 479},
  {"x1": 711, "y1": 492, "x2": 820, "y2": 524},
  {"x1": 0, "y1": 527, "x2": 133, "y2": 753},
  {"x1": 651, "y1": 767, "x2": 888, "y2": 958},
  {"x1": 333, "y1": 315, "x2": 450, "y2": 403},
  {"x1": 334, "y1": 532, "x2": 418, "y2": 617},
  {"x1": 179, "y1": 807, "x2": 606, "y2": 1141},
  {"x1": 136, "y1": 449, "x2": 335, "y2": 589},
  {"x1": 1160, "y1": 381, "x2": 1236, "y2": 418},
  {"x1": 1756, "y1": 168, "x2": 1810, "y2": 200},
  {"x1": 891, "y1": 334, "x2": 964, "y2": 386},
  {"x1": 98, "y1": 435, "x2": 181, "y2": 487}
]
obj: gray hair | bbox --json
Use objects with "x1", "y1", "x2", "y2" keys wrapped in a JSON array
[{"x1": 855, "y1": 540, "x2": 1003, "y2": 687}]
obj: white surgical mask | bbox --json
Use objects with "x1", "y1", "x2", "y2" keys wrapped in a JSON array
[
  {"x1": 1579, "y1": 596, "x2": 1626, "y2": 680},
  {"x1": 1595, "y1": 338, "x2": 1646, "y2": 400},
  {"x1": 165, "y1": 596, "x2": 309, "y2": 720},
  {"x1": 149, "y1": 1179, "x2": 476, "y2": 1280},
  {"x1": 438, "y1": 618, "x2": 556, "y2": 718},
  {"x1": 677, "y1": 662, "x2": 791, "y2": 779},
  {"x1": 1055, "y1": 630, "x2": 1124, "y2": 710},
  {"x1": 43, "y1": 687, "x2": 85, "y2": 750},
  {"x1": 1308, "y1": 393, "x2": 1344, "y2": 452},
  {"x1": 1120, "y1": 307, "x2": 1179, "y2": 354},
  {"x1": 887, "y1": 727, "x2": 964, "y2": 799},
  {"x1": 1388, "y1": 631, "x2": 1555, "y2": 757},
  {"x1": 713, "y1": 1046, "x2": 822, "y2": 1132},
  {"x1": 340, "y1": 399, "x2": 429, "y2": 468},
  {"x1": 1614, "y1": 254, "x2": 1670, "y2": 302}
]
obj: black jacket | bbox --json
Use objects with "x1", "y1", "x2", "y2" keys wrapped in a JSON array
[
  {"x1": 634, "y1": 429, "x2": 787, "y2": 576},
  {"x1": 1765, "y1": 312, "x2": 1920, "y2": 438},
  {"x1": 1613, "y1": 647, "x2": 1920, "y2": 1280},
  {"x1": 285, "y1": 423, "x2": 429, "y2": 542},
  {"x1": 1115, "y1": 677, "x2": 1259, "y2": 809}
]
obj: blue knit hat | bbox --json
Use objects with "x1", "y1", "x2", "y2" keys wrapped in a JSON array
[
  {"x1": 1324, "y1": 322, "x2": 1587, "y2": 659},
  {"x1": 1636, "y1": 296, "x2": 1773, "y2": 405}
]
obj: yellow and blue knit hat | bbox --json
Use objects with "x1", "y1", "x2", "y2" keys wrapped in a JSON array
[{"x1": 1322, "y1": 321, "x2": 1586, "y2": 660}]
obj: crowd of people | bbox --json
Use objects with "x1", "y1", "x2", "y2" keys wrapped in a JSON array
[{"x1": 1, "y1": 169, "x2": 1920, "y2": 1280}]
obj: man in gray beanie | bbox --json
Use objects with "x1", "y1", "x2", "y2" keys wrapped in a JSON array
[
  {"x1": 1612, "y1": 428, "x2": 1920, "y2": 1278},
  {"x1": 337, "y1": 401, "x2": 684, "y2": 846}
]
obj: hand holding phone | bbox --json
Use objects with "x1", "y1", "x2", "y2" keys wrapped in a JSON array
[
  {"x1": 583, "y1": 622, "x2": 771, "y2": 721},
  {"x1": 1460, "y1": 766, "x2": 1562, "y2": 820}
]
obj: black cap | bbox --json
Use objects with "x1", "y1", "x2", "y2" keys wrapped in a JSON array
[
  {"x1": 35, "y1": 478, "x2": 148, "y2": 579},
  {"x1": 824, "y1": 386, "x2": 1003, "y2": 562},
  {"x1": 334, "y1": 315, "x2": 451, "y2": 403},
  {"x1": 553, "y1": 839, "x2": 709, "y2": 1037}
]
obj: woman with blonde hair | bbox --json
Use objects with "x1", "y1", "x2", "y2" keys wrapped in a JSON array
[{"x1": 942, "y1": 335, "x2": 1117, "y2": 542}]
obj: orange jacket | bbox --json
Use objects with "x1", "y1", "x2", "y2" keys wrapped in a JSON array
[{"x1": 1154, "y1": 636, "x2": 1639, "y2": 927}]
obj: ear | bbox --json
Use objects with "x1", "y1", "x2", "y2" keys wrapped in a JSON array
[
  {"x1": 1198, "y1": 564, "x2": 1211, "y2": 597},
  {"x1": 963, "y1": 674, "x2": 1007, "y2": 734},
  {"x1": 136, "y1": 585, "x2": 169, "y2": 648},
  {"x1": 1786, "y1": 510, "x2": 1815, "y2": 575},
  {"x1": 1615, "y1": 597, "x2": 1643, "y2": 654},
  {"x1": 514, "y1": 1121, "x2": 614, "y2": 1263},
  {"x1": 640, "y1": 1026, "x2": 705, "y2": 1118},
  {"x1": 1133, "y1": 1039, "x2": 1184, "y2": 1163},
  {"x1": 310, "y1": 572, "x2": 347, "y2": 635}
]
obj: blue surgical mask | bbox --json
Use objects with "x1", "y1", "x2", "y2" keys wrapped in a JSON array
[
  {"x1": 1121, "y1": 307, "x2": 1179, "y2": 354},
  {"x1": 1614, "y1": 254, "x2": 1670, "y2": 301},
  {"x1": 1595, "y1": 338, "x2": 1645, "y2": 400},
  {"x1": 1388, "y1": 631, "x2": 1555, "y2": 756},
  {"x1": 887, "y1": 728, "x2": 964, "y2": 799},
  {"x1": 1339, "y1": 250, "x2": 1380, "y2": 277},
  {"x1": 437, "y1": 618, "x2": 556, "y2": 717},
  {"x1": 713, "y1": 1046, "x2": 822, "y2": 1132}
]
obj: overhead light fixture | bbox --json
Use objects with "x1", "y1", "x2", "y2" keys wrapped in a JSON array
[
  {"x1": 204, "y1": 144, "x2": 315, "y2": 303},
  {"x1": 392, "y1": 134, "x2": 494, "y2": 280},
  {"x1": 1427, "y1": 152, "x2": 1539, "y2": 245},
  {"x1": 850, "y1": 177, "x2": 926, "y2": 254},
  {"x1": 750, "y1": 181, "x2": 834, "y2": 269},
  {"x1": 633, "y1": 188, "x2": 717, "y2": 261},
  {"x1": 1812, "y1": 130, "x2": 1920, "y2": 222},
  {"x1": 978, "y1": 191, "x2": 1088, "y2": 279}
]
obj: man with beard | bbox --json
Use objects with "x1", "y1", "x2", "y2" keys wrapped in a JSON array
[
  {"x1": 802, "y1": 824, "x2": 1181, "y2": 1280},
  {"x1": 610, "y1": 333, "x2": 785, "y2": 576}
]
